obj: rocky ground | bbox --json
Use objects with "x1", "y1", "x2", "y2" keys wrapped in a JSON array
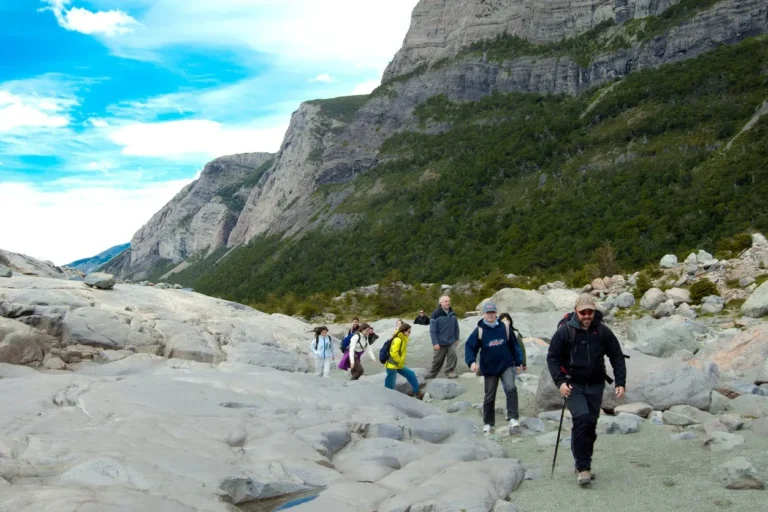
[{"x1": 2, "y1": 234, "x2": 768, "y2": 510}]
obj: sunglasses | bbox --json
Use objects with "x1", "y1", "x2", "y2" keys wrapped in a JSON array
[{"x1": 578, "y1": 309, "x2": 595, "y2": 316}]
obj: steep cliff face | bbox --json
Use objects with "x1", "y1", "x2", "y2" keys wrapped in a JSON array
[
  {"x1": 120, "y1": 0, "x2": 767, "y2": 282},
  {"x1": 382, "y1": 0, "x2": 681, "y2": 82},
  {"x1": 115, "y1": 152, "x2": 274, "y2": 280}
]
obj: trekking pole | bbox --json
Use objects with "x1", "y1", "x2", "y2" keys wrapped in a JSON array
[{"x1": 551, "y1": 394, "x2": 568, "y2": 478}]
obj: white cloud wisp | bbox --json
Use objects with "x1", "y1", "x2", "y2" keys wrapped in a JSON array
[{"x1": 41, "y1": 0, "x2": 138, "y2": 37}]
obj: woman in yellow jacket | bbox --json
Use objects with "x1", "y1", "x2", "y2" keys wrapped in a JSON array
[{"x1": 384, "y1": 322, "x2": 423, "y2": 398}]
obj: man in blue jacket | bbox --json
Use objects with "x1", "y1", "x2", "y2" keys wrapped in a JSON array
[
  {"x1": 465, "y1": 302, "x2": 524, "y2": 435},
  {"x1": 426, "y1": 295, "x2": 461, "y2": 379}
]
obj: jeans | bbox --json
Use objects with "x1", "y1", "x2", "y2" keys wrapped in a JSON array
[
  {"x1": 314, "y1": 357, "x2": 331, "y2": 378},
  {"x1": 483, "y1": 366, "x2": 518, "y2": 426},
  {"x1": 385, "y1": 366, "x2": 419, "y2": 394},
  {"x1": 567, "y1": 383, "x2": 604, "y2": 472},
  {"x1": 426, "y1": 344, "x2": 458, "y2": 378}
]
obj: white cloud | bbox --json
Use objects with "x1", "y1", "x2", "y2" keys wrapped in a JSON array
[
  {"x1": 351, "y1": 80, "x2": 381, "y2": 95},
  {"x1": 0, "y1": 91, "x2": 70, "y2": 132},
  {"x1": 109, "y1": 119, "x2": 288, "y2": 158},
  {"x1": 41, "y1": 0, "x2": 138, "y2": 37},
  {"x1": 86, "y1": 160, "x2": 115, "y2": 172},
  {"x1": 310, "y1": 74, "x2": 334, "y2": 84},
  {"x1": 97, "y1": 0, "x2": 419, "y2": 71},
  {"x1": 0, "y1": 178, "x2": 193, "y2": 265},
  {"x1": 89, "y1": 118, "x2": 108, "y2": 127}
]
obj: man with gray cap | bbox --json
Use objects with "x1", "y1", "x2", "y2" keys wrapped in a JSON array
[
  {"x1": 465, "y1": 302, "x2": 524, "y2": 435},
  {"x1": 547, "y1": 293, "x2": 627, "y2": 486}
]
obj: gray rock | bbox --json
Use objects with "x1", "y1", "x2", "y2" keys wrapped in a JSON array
[
  {"x1": 42, "y1": 356, "x2": 67, "y2": 370},
  {"x1": 750, "y1": 417, "x2": 768, "y2": 437},
  {"x1": 601, "y1": 413, "x2": 642, "y2": 434},
  {"x1": 662, "y1": 411, "x2": 697, "y2": 426},
  {"x1": 446, "y1": 401, "x2": 472, "y2": 413},
  {"x1": 753, "y1": 233, "x2": 768, "y2": 247},
  {"x1": 536, "y1": 431, "x2": 570, "y2": 447},
  {"x1": 364, "y1": 372, "x2": 425, "y2": 396},
  {"x1": 740, "y1": 276, "x2": 756, "y2": 287},
  {"x1": 478, "y1": 288, "x2": 556, "y2": 314},
  {"x1": 628, "y1": 316, "x2": 697, "y2": 358},
  {"x1": 424, "y1": 379, "x2": 466, "y2": 400},
  {"x1": 670, "y1": 432, "x2": 697, "y2": 441},
  {"x1": 543, "y1": 289, "x2": 580, "y2": 310},
  {"x1": 614, "y1": 402, "x2": 652, "y2": 418},
  {"x1": 701, "y1": 295, "x2": 725, "y2": 314},
  {"x1": 697, "y1": 250, "x2": 717, "y2": 266},
  {"x1": 640, "y1": 288, "x2": 666, "y2": 310},
  {"x1": 519, "y1": 417, "x2": 546, "y2": 433},
  {"x1": 653, "y1": 299, "x2": 676, "y2": 319},
  {"x1": 710, "y1": 391, "x2": 731, "y2": 415},
  {"x1": 616, "y1": 292, "x2": 635, "y2": 309},
  {"x1": 675, "y1": 303, "x2": 697, "y2": 319},
  {"x1": 719, "y1": 414, "x2": 745, "y2": 431},
  {"x1": 685, "y1": 253, "x2": 699, "y2": 274},
  {"x1": 726, "y1": 394, "x2": 768, "y2": 418},
  {"x1": 713, "y1": 457, "x2": 761, "y2": 489},
  {"x1": 704, "y1": 431, "x2": 745, "y2": 452},
  {"x1": 660, "y1": 255, "x2": 678, "y2": 269},
  {"x1": 0, "y1": 265, "x2": 11, "y2": 278},
  {"x1": 666, "y1": 288, "x2": 692, "y2": 305},
  {"x1": 741, "y1": 281, "x2": 768, "y2": 318},
  {"x1": 83, "y1": 272, "x2": 116, "y2": 290},
  {"x1": 669, "y1": 404, "x2": 714, "y2": 424}
]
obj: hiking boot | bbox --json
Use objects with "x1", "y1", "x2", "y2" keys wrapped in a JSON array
[
  {"x1": 415, "y1": 390, "x2": 426, "y2": 401},
  {"x1": 482, "y1": 424, "x2": 492, "y2": 435},
  {"x1": 446, "y1": 372, "x2": 458, "y2": 379},
  {"x1": 508, "y1": 419, "x2": 522, "y2": 434},
  {"x1": 574, "y1": 469, "x2": 596, "y2": 480},
  {"x1": 577, "y1": 471, "x2": 592, "y2": 486}
]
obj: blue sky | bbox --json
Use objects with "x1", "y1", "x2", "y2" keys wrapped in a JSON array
[{"x1": 0, "y1": 0, "x2": 418, "y2": 264}]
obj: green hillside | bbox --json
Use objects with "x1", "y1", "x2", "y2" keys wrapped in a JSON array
[{"x1": 169, "y1": 35, "x2": 768, "y2": 308}]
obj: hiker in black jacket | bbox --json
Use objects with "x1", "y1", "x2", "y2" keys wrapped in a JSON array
[
  {"x1": 426, "y1": 295, "x2": 460, "y2": 379},
  {"x1": 546, "y1": 293, "x2": 627, "y2": 486},
  {"x1": 413, "y1": 309, "x2": 430, "y2": 326}
]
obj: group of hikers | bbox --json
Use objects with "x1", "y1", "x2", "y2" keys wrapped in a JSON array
[{"x1": 308, "y1": 292, "x2": 627, "y2": 486}]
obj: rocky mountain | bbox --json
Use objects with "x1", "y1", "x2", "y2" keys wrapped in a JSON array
[
  {"x1": 106, "y1": 152, "x2": 274, "y2": 280},
  {"x1": 116, "y1": 0, "x2": 768, "y2": 299},
  {"x1": 65, "y1": 243, "x2": 130, "y2": 274},
  {"x1": 0, "y1": 248, "x2": 82, "y2": 280}
]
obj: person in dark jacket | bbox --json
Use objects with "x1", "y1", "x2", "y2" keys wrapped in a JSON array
[
  {"x1": 413, "y1": 309, "x2": 430, "y2": 326},
  {"x1": 426, "y1": 295, "x2": 460, "y2": 379},
  {"x1": 546, "y1": 293, "x2": 627, "y2": 486},
  {"x1": 465, "y1": 302, "x2": 524, "y2": 435}
]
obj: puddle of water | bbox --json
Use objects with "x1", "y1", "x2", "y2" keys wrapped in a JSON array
[{"x1": 235, "y1": 488, "x2": 324, "y2": 512}]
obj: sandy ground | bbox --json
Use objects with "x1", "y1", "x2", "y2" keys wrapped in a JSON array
[{"x1": 330, "y1": 350, "x2": 768, "y2": 512}]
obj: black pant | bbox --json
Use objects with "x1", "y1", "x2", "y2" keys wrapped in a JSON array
[
  {"x1": 567, "y1": 383, "x2": 603, "y2": 472},
  {"x1": 483, "y1": 366, "x2": 518, "y2": 426}
]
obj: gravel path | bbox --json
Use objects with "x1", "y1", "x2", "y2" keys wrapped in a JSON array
[{"x1": 340, "y1": 356, "x2": 768, "y2": 512}]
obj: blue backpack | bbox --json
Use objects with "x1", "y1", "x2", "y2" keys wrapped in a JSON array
[
  {"x1": 379, "y1": 336, "x2": 402, "y2": 364},
  {"x1": 340, "y1": 332, "x2": 355, "y2": 353}
]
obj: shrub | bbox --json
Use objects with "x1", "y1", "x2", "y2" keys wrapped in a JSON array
[
  {"x1": 633, "y1": 272, "x2": 652, "y2": 299},
  {"x1": 756, "y1": 275, "x2": 768, "y2": 286},
  {"x1": 716, "y1": 232, "x2": 753, "y2": 259},
  {"x1": 594, "y1": 241, "x2": 619, "y2": 278},
  {"x1": 689, "y1": 278, "x2": 719, "y2": 304}
]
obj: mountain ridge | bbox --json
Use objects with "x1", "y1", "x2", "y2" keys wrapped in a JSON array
[{"x1": 65, "y1": 243, "x2": 130, "y2": 274}]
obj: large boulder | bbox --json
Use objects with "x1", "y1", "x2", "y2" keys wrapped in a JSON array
[
  {"x1": 627, "y1": 316, "x2": 698, "y2": 358},
  {"x1": 640, "y1": 288, "x2": 666, "y2": 310},
  {"x1": 616, "y1": 292, "x2": 635, "y2": 309},
  {"x1": 478, "y1": 288, "x2": 556, "y2": 314},
  {"x1": 83, "y1": 272, "x2": 116, "y2": 290},
  {"x1": 697, "y1": 250, "x2": 717, "y2": 266},
  {"x1": 690, "y1": 325, "x2": 768, "y2": 381},
  {"x1": 534, "y1": 349, "x2": 716, "y2": 413},
  {"x1": 753, "y1": 233, "x2": 768, "y2": 247},
  {"x1": 741, "y1": 281, "x2": 768, "y2": 318},
  {"x1": 0, "y1": 317, "x2": 54, "y2": 365},
  {"x1": 543, "y1": 289, "x2": 579, "y2": 311},
  {"x1": 424, "y1": 379, "x2": 466, "y2": 400},
  {"x1": 726, "y1": 394, "x2": 768, "y2": 418},
  {"x1": 701, "y1": 295, "x2": 725, "y2": 315},
  {"x1": 660, "y1": 255, "x2": 678, "y2": 268},
  {"x1": 0, "y1": 265, "x2": 12, "y2": 278},
  {"x1": 665, "y1": 288, "x2": 691, "y2": 305}
]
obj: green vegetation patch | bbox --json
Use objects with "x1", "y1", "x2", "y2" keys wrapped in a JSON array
[
  {"x1": 190, "y1": 37, "x2": 768, "y2": 307},
  {"x1": 306, "y1": 95, "x2": 371, "y2": 123},
  {"x1": 215, "y1": 158, "x2": 275, "y2": 213}
]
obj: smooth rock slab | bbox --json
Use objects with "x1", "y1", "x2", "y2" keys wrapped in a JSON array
[
  {"x1": 704, "y1": 431, "x2": 745, "y2": 452},
  {"x1": 0, "y1": 265, "x2": 11, "y2": 278},
  {"x1": 741, "y1": 281, "x2": 768, "y2": 318},
  {"x1": 727, "y1": 394, "x2": 768, "y2": 418}
]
